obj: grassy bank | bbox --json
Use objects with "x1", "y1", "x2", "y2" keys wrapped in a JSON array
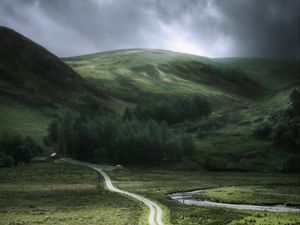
[{"x1": 195, "y1": 186, "x2": 300, "y2": 206}]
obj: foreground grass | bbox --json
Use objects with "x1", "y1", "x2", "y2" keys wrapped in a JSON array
[
  {"x1": 108, "y1": 169, "x2": 300, "y2": 225},
  {"x1": 0, "y1": 163, "x2": 145, "y2": 225},
  {"x1": 1, "y1": 162, "x2": 300, "y2": 225}
]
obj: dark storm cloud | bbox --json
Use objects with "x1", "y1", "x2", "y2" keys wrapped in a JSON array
[
  {"x1": 213, "y1": 0, "x2": 300, "y2": 57},
  {"x1": 0, "y1": 0, "x2": 299, "y2": 58}
]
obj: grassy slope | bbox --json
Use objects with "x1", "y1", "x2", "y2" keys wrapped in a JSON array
[
  {"x1": 64, "y1": 49, "x2": 267, "y2": 112},
  {"x1": 0, "y1": 26, "x2": 108, "y2": 139},
  {"x1": 183, "y1": 84, "x2": 299, "y2": 171},
  {"x1": 0, "y1": 27, "x2": 106, "y2": 108},
  {"x1": 65, "y1": 49, "x2": 299, "y2": 171},
  {"x1": 0, "y1": 25, "x2": 298, "y2": 169},
  {"x1": 214, "y1": 58, "x2": 300, "y2": 90},
  {"x1": 0, "y1": 162, "x2": 145, "y2": 225},
  {"x1": 0, "y1": 100, "x2": 50, "y2": 141}
]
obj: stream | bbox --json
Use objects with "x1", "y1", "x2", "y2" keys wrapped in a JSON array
[{"x1": 169, "y1": 190, "x2": 300, "y2": 213}]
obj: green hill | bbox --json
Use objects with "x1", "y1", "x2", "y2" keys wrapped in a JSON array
[
  {"x1": 65, "y1": 49, "x2": 299, "y2": 171},
  {"x1": 214, "y1": 57, "x2": 300, "y2": 91},
  {"x1": 0, "y1": 27, "x2": 107, "y2": 139},
  {"x1": 0, "y1": 26, "x2": 107, "y2": 108},
  {"x1": 1, "y1": 27, "x2": 299, "y2": 171},
  {"x1": 64, "y1": 49, "x2": 269, "y2": 111}
]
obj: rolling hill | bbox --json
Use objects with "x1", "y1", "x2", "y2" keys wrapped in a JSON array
[
  {"x1": 0, "y1": 27, "x2": 107, "y2": 139},
  {"x1": 214, "y1": 57, "x2": 300, "y2": 91},
  {"x1": 64, "y1": 49, "x2": 271, "y2": 111},
  {"x1": 64, "y1": 49, "x2": 299, "y2": 171},
  {"x1": 0, "y1": 26, "x2": 107, "y2": 108},
  {"x1": 0, "y1": 27, "x2": 299, "y2": 171}
]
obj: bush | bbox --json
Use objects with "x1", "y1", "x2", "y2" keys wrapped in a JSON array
[
  {"x1": 290, "y1": 89, "x2": 300, "y2": 116},
  {"x1": 253, "y1": 119, "x2": 272, "y2": 139},
  {"x1": 281, "y1": 154, "x2": 300, "y2": 173},
  {"x1": 238, "y1": 157, "x2": 266, "y2": 172},
  {"x1": 11, "y1": 145, "x2": 32, "y2": 163},
  {"x1": 1, "y1": 155, "x2": 14, "y2": 167},
  {"x1": 271, "y1": 119, "x2": 300, "y2": 150},
  {"x1": 0, "y1": 135, "x2": 40, "y2": 164},
  {"x1": 205, "y1": 155, "x2": 228, "y2": 171}
]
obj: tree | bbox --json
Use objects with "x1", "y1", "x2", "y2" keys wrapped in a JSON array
[
  {"x1": 1, "y1": 155, "x2": 14, "y2": 167},
  {"x1": 57, "y1": 123, "x2": 66, "y2": 154},
  {"x1": 253, "y1": 119, "x2": 272, "y2": 139},
  {"x1": 122, "y1": 107, "x2": 133, "y2": 121},
  {"x1": 11, "y1": 145, "x2": 32, "y2": 163},
  {"x1": 181, "y1": 134, "x2": 196, "y2": 158},
  {"x1": 290, "y1": 89, "x2": 300, "y2": 116}
]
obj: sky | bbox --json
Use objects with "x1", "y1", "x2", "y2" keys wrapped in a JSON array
[{"x1": 0, "y1": 0, "x2": 299, "y2": 58}]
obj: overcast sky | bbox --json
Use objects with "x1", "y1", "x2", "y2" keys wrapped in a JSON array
[{"x1": 0, "y1": 0, "x2": 299, "y2": 58}]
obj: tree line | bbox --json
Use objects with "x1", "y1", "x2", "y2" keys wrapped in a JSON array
[
  {"x1": 45, "y1": 112, "x2": 197, "y2": 164},
  {"x1": 124, "y1": 95, "x2": 211, "y2": 124}
]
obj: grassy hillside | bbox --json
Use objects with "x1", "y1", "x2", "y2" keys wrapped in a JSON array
[
  {"x1": 214, "y1": 58, "x2": 300, "y2": 91},
  {"x1": 179, "y1": 84, "x2": 299, "y2": 171},
  {"x1": 0, "y1": 27, "x2": 108, "y2": 139},
  {"x1": 0, "y1": 27, "x2": 299, "y2": 172},
  {"x1": 63, "y1": 49, "x2": 300, "y2": 171},
  {"x1": 64, "y1": 49, "x2": 269, "y2": 111},
  {"x1": 0, "y1": 27, "x2": 108, "y2": 108}
]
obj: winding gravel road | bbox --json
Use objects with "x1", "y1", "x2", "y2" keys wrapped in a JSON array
[{"x1": 61, "y1": 158, "x2": 163, "y2": 225}]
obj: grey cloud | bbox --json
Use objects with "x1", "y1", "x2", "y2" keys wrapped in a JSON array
[{"x1": 0, "y1": 0, "x2": 299, "y2": 58}]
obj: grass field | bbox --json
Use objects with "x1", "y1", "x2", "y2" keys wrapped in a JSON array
[
  {"x1": 1, "y1": 162, "x2": 300, "y2": 225},
  {"x1": 108, "y1": 168, "x2": 300, "y2": 225},
  {"x1": 195, "y1": 186, "x2": 300, "y2": 206},
  {"x1": 0, "y1": 162, "x2": 145, "y2": 225}
]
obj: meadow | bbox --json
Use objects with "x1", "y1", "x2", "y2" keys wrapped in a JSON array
[
  {"x1": 0, "y1": 161, "x2": 300, "y2": 225},
  {"x1": 108, "y1": 168, "x2": 300, "y2": 225},
  {"x1": 0, "y1": 162, "x2": 145, "y2": 225}
]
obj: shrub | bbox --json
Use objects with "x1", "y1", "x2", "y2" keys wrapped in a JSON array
[
  {"x1": 0, "y1": 135, "x2": 40, "y2": 164},
  {"x1": 1, "y1": 155, "x2": 14, "y2": 167},
  {"x1": 281, "y1": 154, "x2": 300, "y2": 173},
  {"x1": 253, "y1": 119, "x2": 272, "y2": 139},
  {"x1": 11, "y1": 145, "x2": 32, "y2": 163},
  {"x1": 290, "y1": 89, "x2": 300, "y2": 116}
]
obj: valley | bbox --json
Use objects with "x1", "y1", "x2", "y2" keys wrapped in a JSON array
[{"x1": 0, "y1": 27, "x2": 299, "y2": 225}]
